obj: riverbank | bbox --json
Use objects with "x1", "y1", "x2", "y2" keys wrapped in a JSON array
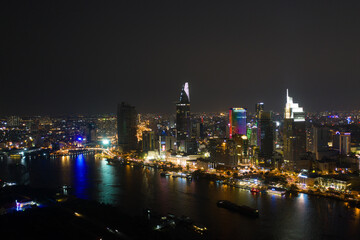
[
  {"x1": 118, "y1": 158, "x2": 360, "y2": 208},
  {"x1": 2, "y1": 154, "x2": 360, "y2": 240}
]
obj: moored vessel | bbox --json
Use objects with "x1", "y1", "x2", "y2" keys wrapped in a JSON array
[{"x1": 217, "y1": 200, "x2": 259, "y2": 217}]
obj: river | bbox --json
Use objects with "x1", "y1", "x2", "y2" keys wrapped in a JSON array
[{"x1": 0, "y1": 153, "x2": 359, "y2": 240}]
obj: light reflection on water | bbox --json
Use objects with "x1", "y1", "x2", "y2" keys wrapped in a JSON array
[
  {"x1": 74, "y1": 154, "x2": 88, "y2": 199},
  {"x1": 0, "y1": 153, "x2": 359, "y2": 240},
  {"x1": 98, "y1": 158, "x2": 116, "y2": 204}
]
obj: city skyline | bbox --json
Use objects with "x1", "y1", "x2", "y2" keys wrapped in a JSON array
[
  {"x1": 2, "y1": 1, "x2": 360, "y2": 115},
  {"x1": 1, "y1": 87, "x2": 360, "y2": 117},
  {"x1": 2, "y1": 1, "x2": 360, "y2": 239}
]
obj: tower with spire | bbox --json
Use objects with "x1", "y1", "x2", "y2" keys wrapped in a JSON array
[
  {"x1": 283, "y1": 89, "x2": 307, "y2": 170},
  {"x1": 176, "y1": 82, "x2": 191, "y2": 152},
  {"x1": 285, "y1": 89, "x2": 305, "y2": 121}
]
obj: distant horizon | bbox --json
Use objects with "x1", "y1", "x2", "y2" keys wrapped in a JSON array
[
  {"x1": 0, "y1": 86, "x2": 359, "y2": 115},
  {"x1": 2, "y1": 108, "x2": 360, "y2": 118}
]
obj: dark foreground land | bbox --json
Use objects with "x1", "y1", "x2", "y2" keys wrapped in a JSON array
[{"x1": 0, "y1": 185, "x2": 206, "y2": 240}]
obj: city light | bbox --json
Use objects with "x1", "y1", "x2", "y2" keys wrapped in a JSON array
[{"x1": 2, "y1": 1, "x2": 360, "y2": 239}]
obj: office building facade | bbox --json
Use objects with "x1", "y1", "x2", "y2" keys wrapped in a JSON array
[
  {"x1": 176, "y1": 82, "x2": 191, "y2": 152},
  {"x1": 283, "y1": 89, "x2": 307, "y2": 170},
  {"x1": 229, "y1": 108, "x2": 247, "y2": 138},
  {"x1": 259, "y1": 111, "x2": 274, "y2": 160},
  {"x1": 117, "y1": 102, "x2": 137, "y2": 152},
  {"x1": 333, "y1": 132, "x2": 351, "y2": 155}
]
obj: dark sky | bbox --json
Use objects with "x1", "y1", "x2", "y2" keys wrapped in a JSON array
[{"x1": 1, "y1": 0, "x2": 360, "y2": 115}]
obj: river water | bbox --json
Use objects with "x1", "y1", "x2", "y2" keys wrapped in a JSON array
[{"x1": 0, "y1": 153, "x2": 359, "y2": 240}]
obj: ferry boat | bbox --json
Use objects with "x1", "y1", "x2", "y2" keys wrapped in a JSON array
[
  {"x1": 172, "y1": 173, "x2": 181, "y2": 178},
  {"x1": 250, "y1": 188, "x2": 260, "y2": 194},
  {"x1": 192, "y1": 223, "x2": 207, "y2": 234},
  {"x1": 10, "y1": 154, "x2": 22, "y2": 159},
  {"x1": 217, "y1": 200, "x2": 259, "y2": 217},
  {"x1": 267, "y1": 187, "x2": 286, "y2": 196},
  {"x1": 160, "y1": 171, "x2": 170, "y2": 177}
]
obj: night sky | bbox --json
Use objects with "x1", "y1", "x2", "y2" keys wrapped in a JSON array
[{"x1": 1, "y1": 0, "x2": 360, "y2": 115}]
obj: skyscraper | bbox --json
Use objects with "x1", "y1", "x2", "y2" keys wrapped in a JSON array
[
  {"x1": 176, "y1": 82, "x2": 191, "y2": 152},
  {"x1": 229, "y1": 108, "x2": 247, "y2": 138},
  {"x1": 284, "y1": 89, "x2": 305, "y2": 121},
  {"x1": 259, "y1": 111, "x2": 274, "y2": 160},
  {"x1": 255, "y1": 102, "x2": 264, "y2": 147},
  {"x1": 117, "y1": 102, "x2": 137, "y2": 152},
  {"x1": 283, "y1": 89, "x2": 306, "y2": 170},
  {"x1": 312, "y1": 126, "x2": 329, "y2": 159},
  {"x1": 255, "y1": 102, "x2": 264, "y2": 120},
  {"x1": 340, "y1": 133, "x2": 351, "y2": 155},
  {"x1": 85, "y1": 122, "x2": 97, "y2": 143},
  {"x1": 7, "y1": 116, "x2": 21, "y2": 127},
  {"x1": 333, "y1": 132, "x2": 351, "y2": 155},
  {"x1": 142, "y1": 131, "x2": 155, "y2": 152}
]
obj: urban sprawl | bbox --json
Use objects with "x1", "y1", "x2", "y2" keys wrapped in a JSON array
[{"x1": 2, "y1": 83, "x2": 360, "y2": 206}]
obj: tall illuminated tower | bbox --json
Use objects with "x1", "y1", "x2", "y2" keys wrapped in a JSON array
[
  {"x1": 255, "y1": 102, "x2": 264, "y2": 146},
  {"x1": 176, "y1": 82, "x2": 191, "y2": 151},
  {"x1": 229, "y1": 108, "x2": 247, "y2": 138},
  {"x1": 283, "y1": 89, "x2": 306, "y2": 170},
  {"x1": 255, "y1": 102, "x2": 264, "y2": 120}
]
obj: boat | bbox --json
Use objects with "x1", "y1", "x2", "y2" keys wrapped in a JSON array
[
  {"x1": 250, "y1": 188, "x2": 260, "y2": 194},
  {"x1": 179, "y1": 173, "x2": 187, "y2": 178},
  {"x1": 192, "y1": 223, "x2": 207, "y2": 234},
  {"x1": 217, "y1": 200, "x2": 259, "y2": 217},
  {"x1": 62, "y1": 185, "x2": 72, "y2": 189},
  {"x1": 172, "y1": 173, "x2": 181, "y2": 178},
  {"x1": 10, "y1": 154, "x2": 22, "y2": 159},
  {"x1": 178, "y1": 215, "x2": 193, "y2": 225},
  {"x1": 267, "y1": 187, "x2": 286, "y2": 196}
]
